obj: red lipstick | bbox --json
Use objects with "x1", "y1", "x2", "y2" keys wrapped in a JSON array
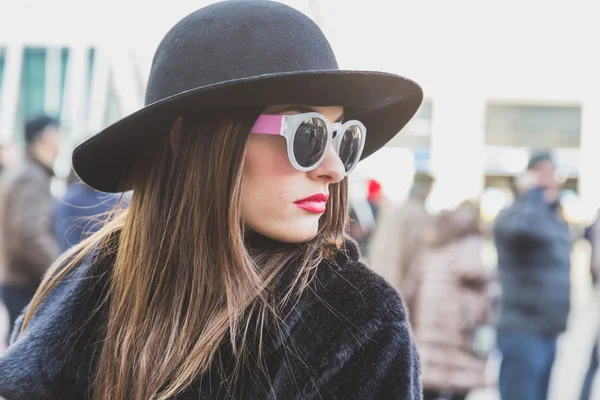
[{"x1": 294, "y1": 193, "x2": 329, "y2": 214}]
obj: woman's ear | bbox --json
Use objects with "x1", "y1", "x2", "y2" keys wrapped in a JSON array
[{"x1": 170, "y1": 117, "x2": 184, "y2": 154}]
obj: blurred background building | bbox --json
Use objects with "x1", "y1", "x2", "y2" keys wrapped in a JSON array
[
  {"x1": 2, "y1": 0, "x2": 599, "y2": 225},
  {"x1": 2, "y1": 0, "x2": 599, "y2": 226}
]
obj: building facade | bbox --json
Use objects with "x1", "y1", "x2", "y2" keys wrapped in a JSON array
[{"x1": 1, "y1": 0, "x2": 599, "y2": 222}]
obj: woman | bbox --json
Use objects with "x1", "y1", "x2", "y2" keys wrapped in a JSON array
[
  {"x1": 410, "y1": 202, "x2": 493, "y2": 400},
  {"x1": 0, "y1": 1, "x2": 423, "y2": 399},
  {"x1": 368, "y1": 175, "x2": 433, "y2": 302}
]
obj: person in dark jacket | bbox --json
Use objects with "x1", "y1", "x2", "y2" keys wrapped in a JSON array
[
  {"x1": 0, "y1": 2, "x2": 424, "y2": 399},
  {"x1": 0, "y1": 115, "x2": 61, "y2": 345},
  {"x1": 54, "y1": 170, "x2": 124, "y2": 252},
  {"x1": 493, "y1": 151, "x2": 571, "y2": 400},
  {"x1": 579, "y1": 211, "x2": 600, "y2": 400}
]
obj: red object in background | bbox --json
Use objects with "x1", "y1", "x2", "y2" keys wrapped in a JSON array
[{"x1": 367, "y1": 179, "x2": 382, "y2": 203}]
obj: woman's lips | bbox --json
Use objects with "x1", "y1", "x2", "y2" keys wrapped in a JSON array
[{"x1": 294, "y1": 193, "x2": 329, "y2": 214}]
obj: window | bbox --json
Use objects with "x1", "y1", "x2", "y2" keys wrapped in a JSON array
[
  {"x1": 0, "y1": 48, "x2": 5, "y2": 111},
  {"x1": 58, "y1": 48, "x2": 69, "y2": 117},
  {"x1": 13, "y1": 48, "x2": 47, "y2": 145},
  {"x1": 84, "y1": 48, "x2": 94, "y2": 120},
  {"x1": 20, "y1": 48, "x2": 47, "y2": 118},
  {"x1": 485, "y1": 103, "x2": 581, "y2": 148},
  {"x1": 388, "y1": 99, "x2": 432, "y2": 147}
]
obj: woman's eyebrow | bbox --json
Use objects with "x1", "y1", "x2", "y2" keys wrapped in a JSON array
[{"x1": 276, "y1": 106, "x2": 344, "y2": 122}]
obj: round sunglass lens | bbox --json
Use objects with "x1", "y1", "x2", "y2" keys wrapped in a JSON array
[
  {"x1": 293, "y1": 117, "x2": 328, "y2": 168},
  {"x1": 338, "y1": 125, "x2": 363, "y2": 172}
]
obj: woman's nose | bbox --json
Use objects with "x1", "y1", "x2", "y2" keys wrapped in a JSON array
[{"x1": 308, "y1": 145, "x2": 345, "y2": 183}]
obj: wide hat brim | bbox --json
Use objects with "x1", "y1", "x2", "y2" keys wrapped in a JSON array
[{"x1": 73, "y1": 69, "x2": 423, "y2": 193}]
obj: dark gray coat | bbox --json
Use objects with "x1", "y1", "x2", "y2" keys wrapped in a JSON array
[
  {"x1": 493, "y1": 188, "x2": 571, "y2": 337},
  {"x1": 0, "y1": 238, "x2": 421, "y2": 399}
]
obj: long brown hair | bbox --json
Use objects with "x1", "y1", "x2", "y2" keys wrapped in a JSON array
[{"x1": 21, "y1": 109, "x2": 349, "y2": 399}]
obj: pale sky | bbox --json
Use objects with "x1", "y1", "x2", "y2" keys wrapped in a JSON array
[{"x1": 1, "y1": 0, "x2": 597, "y2": 90}]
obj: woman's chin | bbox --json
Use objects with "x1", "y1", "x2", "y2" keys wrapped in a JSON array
[{"x1": 256, "y1": 223, "x2": 319, "y2": 244}]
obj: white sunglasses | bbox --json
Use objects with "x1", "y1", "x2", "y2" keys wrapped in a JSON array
[{"x1": 250, "y1": 112, "x2": 367, "y2": 175}]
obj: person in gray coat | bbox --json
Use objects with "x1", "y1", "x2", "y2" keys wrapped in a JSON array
[
  {"x1": 0, "y1": 115, "x2": 61, "y2": 345},
  {"x1": 493, "y1": 151, "x2": 571, "y2": 400}
]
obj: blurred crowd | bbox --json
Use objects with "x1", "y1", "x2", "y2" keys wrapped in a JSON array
[
  {"x1": 351, "y1": 152, "x2": 599, "y2": 400},
  {"x1": 0, "y1": 115, "x2": 124, "y2": 350}
]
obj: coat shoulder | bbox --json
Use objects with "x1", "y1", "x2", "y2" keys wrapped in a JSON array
[
  {"x1": 312, "y1": 255, "x2": 409, "y2": 331},
  {"x1": 0, "y1": 161, "x2": 47, "y2": 195},
  {"x1": 285, "y1": 255, "x2": 419, "y2": 399}
]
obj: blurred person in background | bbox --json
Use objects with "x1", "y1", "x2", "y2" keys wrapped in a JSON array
[
  {"x1": 368, "y1": 174, "x2": 433, "y2": 309},
  {"x1": 0, "y1": 145, "x2": 6, "y2": 174},
  {"x1": 583, "y1": 209, "x2": 600, "y2": 285},
  {"x1": 347, "y1": 204, "x2": 370, "y2": 249},
  {"x1": 579, "y1": 209, "x2": 600, "y2": 400},
  {"x1": 366, "y1": 178, "x2": 384, "y2": 221},
  {"x1": 347, "y1": 178, "x2": 383, "y2": 254},
  {"x1": 0, "y1": 115, "x2": 61, "y2": 344},
  {"x1": 493, "y1": 151, "x2": 571, "y2": 400},
  {"x1": 410, "y1": 201, "x2": 493, "y2": 400},
  {"x1": 0, "y1": 304, "x2": 7, "y2": 354},
  {"x1": 0, "y1": 2, "x2": 424, "y2": 399},
  {"x1": 54, "y1": 169, "x2": 125, "y2": 252}
]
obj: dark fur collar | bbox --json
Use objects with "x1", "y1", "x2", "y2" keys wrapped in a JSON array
[{"x1": 0, "y1": 238, "x2": 420, "y2": 399}]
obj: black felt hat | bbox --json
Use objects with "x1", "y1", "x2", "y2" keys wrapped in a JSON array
[{"x1": 72, "y1": 0, "x2": 423, "y2": 192}]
